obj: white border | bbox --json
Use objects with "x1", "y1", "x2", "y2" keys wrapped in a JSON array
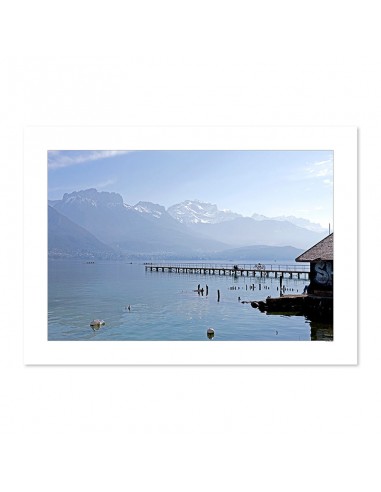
[{"x1": 23, "y1": 126, "x2": 357, "y2": 365}]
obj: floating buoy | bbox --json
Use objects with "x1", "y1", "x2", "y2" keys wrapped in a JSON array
[
  {"x1": 90, "y1": 319, "x2": 105, "y2": 327},
  {"x1": 207, "y1": 328, "x2": 215, "y2": 339}
]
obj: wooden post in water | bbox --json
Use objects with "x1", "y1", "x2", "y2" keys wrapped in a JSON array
[
  {"x1": 206, "y1": 285, "x2": 209, "y2": 296},
  {"x1": 217, "y1": 289, "x2": 220, "y2": 302},
  {"x1": 279, "y1": 275, "x2": 283, "y2": 297}
]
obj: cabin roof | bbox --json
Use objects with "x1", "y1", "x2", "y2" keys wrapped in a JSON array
[{"x1": 295, "y1": 233, "x2": 333, "y2": 262}]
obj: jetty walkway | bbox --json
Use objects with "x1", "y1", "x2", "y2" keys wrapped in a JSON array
[{"x1": 144, "y1": 263, "x2": 310, "y2": 279}]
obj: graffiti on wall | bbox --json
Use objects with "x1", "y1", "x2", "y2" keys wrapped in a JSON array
[{"x1": 313, "y1": 261, "x2": 333, "y2": 286}]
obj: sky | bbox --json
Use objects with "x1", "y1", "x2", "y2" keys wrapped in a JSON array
[{"x1": 48, "y1": 150, "x2": 333, "y2": 227}]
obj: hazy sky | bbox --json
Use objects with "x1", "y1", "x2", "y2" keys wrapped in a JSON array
[{"x1": 48, "y1": 150, "x2": 333, "y2": 227}]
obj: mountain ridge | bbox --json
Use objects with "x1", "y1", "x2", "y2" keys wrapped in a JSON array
[
  {"x1": 51, "y1": 189, "x2": 229, "y2": 255},
  {"x1": 167, "y1": 199, "x2": 328, "y2": 232},
  {"x1": 48, "y1": 205, "x2": 117, "y2": 258},
  {"x1": 167, "y1": 199, "x2": 242, "y2": 224},
  {"x1": 49, "y1": 189, "x2": 328, "y2": 256}
]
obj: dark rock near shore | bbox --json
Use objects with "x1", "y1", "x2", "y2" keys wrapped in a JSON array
[{"x1": 250, "y1": 294, "x2": 333, "y2": 322}]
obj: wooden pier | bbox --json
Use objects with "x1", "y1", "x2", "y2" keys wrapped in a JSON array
[{"x1": 144, "y1": 263, "x2": 310, "y2": 279}]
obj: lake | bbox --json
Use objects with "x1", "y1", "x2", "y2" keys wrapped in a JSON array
[{"x1": 48, "y1": 259, "x2": 333, "y2": 341}]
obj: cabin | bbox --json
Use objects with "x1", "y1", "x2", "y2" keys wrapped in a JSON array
[{"x1": 295, "y1": 233, "x2": 333, "y2": 297}]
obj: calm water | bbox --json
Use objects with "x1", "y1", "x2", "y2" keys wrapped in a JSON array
[{"x1": 48, "y1": 259, "x2": 333, "y2": 341}]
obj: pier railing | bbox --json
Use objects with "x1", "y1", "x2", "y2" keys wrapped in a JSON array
[
  {"x1": 144, "y1": 262, "x2": 310, "y2": 279},
  {"x1": 144, "y1": 262, "x2": 309, "y2": 273}
]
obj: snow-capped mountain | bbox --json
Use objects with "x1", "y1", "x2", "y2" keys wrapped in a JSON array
[
  {"x1": 133, "y1": 201, "x2": 166, "y2": 219},
  {"x1": 271, "y1": 215, "x2": 328, "y2": 233},
  {"x1": 251, "y1": 213, "x2": 269, "y2": 221},
  {"x1": 49, "y1": 189, "x2": 328, "y2": 255},
  {"x1": 251, "y1": 214, "x2": 327, "y2": 232},
  {"x1": 251, "y1": 212, "x2": 327, "y2": 233},
  {"x1": 167, "y1": 200, "x2": 327, "y2": 234},
  {"x1": 167, "y1": 200, "x2": 242, "y2": 224},
  {"x1": 50, "y1": 190, "x2": 228, "y2": 254}
]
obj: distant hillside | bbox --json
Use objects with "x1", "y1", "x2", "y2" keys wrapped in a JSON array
[
  {"x1": 203, "y1": 244, "x2": 304, "y2": 261},
  {"x1": 272, "y1": 215, "x2": 327, "y2": 233},
  {"x1": 188, "y1": 217, "x2": 325, "y2": 249},
  {"x1": 48, "y1": 206, "x2": 116, "y2": 258}
]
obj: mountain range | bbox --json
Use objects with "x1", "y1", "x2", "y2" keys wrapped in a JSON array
[
  {"x1": 48, "y1": 205, "x2": 116, "y2": 258},
  {"x1": 48, "y1": 189, "x2": 328, "y2": 259},
  {"x1": 167, "y1": 200, "x2": 241, "y2": 224},
  {"x1": 167, "y1": 199, "x2": 326, "y2": 233},
  {"x1": 251, "y1": 213, "x2": 326, "y2": 233}
]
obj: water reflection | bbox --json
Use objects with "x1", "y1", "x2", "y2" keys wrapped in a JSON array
[
  {"x1": 264, "y1": 312, "x2": 333, "y2": 341},
  {"x1": 310, "y1": 320, "x2": 333, "y2": 341}
]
